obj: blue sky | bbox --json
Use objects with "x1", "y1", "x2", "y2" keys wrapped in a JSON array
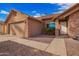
[{"x1": 0, "y1": 3, "x2": 75, "y2": 21}]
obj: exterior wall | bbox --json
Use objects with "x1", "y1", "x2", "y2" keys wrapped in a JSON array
[
  {"x1": 28, "y1": 19, "x2": 44, "y2": 37},
  {"x1": 4, "y1": 24, "x2": 8, "y2": 34},
  {"x1": 68, "y1": 10, "x2": 79, "y2": 38},
  {"x1": 0, "y1": 24, "x2": 3, "y2": 33},
  {"x1": 6, "y1": 10, "x2": 28, "y2": 23},
  {"x1": 24, "y1": 19, "x2": 29, "y2": 38},
  {"x1": 2, "y1": 24, "x2": 5, "y2": 33}
]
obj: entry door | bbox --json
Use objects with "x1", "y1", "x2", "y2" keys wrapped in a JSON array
[{"x1": 60, "y1": 22, "x2": 67, "y2": 34}]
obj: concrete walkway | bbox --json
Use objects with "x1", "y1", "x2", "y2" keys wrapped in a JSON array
[
  {"x1": 10, "y1": 37, "x2": 49, "y2": 50},
  {"x1": 0, "y1": 35, "x2": 72, "y2": 55},
  {"x1": 46, "y1": 37, "x2": 67, "y2": 56},
  {"x1": 0, "y1": 35, "x2": 49, "y2": 50}
]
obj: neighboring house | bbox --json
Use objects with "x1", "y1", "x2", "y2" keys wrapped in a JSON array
[
  {"x1": 3, "y1": 10, "x2": 43, "y2": 38},
  {"x1": 1, "y1": 4, "x2": 79, "y2": 38}
]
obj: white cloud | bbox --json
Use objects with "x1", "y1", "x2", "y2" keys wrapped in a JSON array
[
  {"x1": 57, "y1": 3, "x2": 75, "y2": 10},
  {"x1": 53, "y1": 3, "x2": 75, "y2": 14},
  {"x1": 31, "y1": 10, "x2": 46, "y2": 17},
  {"x1": 33, "y1": 13, "x2": 46, "y2": 17},
  {"x1": 0, "y1": 10, "x2": 9, "y2": 15}
]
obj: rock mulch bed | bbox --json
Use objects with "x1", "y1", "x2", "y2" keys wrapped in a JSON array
[
  {"x1": 65, "y1": 39, "x2": 79, "y2": 56},
  {"x1": 0, "y1": 40, "x2": 55, "y2": 56}
]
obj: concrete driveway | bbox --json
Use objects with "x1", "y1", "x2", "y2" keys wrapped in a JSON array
[{"x1": 0, "y1": 35, "x2": 79, "y2": 56}]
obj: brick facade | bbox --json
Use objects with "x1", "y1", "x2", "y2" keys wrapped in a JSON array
[{"x1": 68, "y1": 10, "x2": 79, "y2": 38}]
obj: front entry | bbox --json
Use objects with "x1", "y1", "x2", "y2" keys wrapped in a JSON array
[
  {"x1": 44, "y1": 22, "x2": 55, "y2": 35},
  {"x1": 60, "y1": 21, "x2": 68, "y2": 35}
]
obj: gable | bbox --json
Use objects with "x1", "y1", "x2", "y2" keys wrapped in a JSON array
[{"x1": 5, "y1": 10, "x2": 28, "y2": 24}]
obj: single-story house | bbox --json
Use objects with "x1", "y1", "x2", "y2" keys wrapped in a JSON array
[
  {"x1": 1, "y1": 3, "x2": 79, "y2": 38},
  {"x1": 3, "y1": 10, "x2": 44, "y2": 38}
]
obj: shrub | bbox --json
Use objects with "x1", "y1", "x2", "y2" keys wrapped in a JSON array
[{"x1": 43, "y1": 28, "x2": 55, "y2": 35}]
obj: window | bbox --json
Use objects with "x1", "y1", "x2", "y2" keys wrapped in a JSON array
[{"x1": 46, "y1": 22, "x2": 55, "y2": 29}]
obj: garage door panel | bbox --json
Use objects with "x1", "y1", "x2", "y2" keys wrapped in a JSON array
[{"x1": 10, "y1": 22, "x2": 25, "y2": 37}]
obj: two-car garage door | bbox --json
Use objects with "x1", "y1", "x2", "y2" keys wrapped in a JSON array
[{"x1": 8, "y1": 22, "x2": 25, "y2": 37}]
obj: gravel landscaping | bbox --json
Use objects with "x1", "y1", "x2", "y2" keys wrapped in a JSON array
[
  {"x1": 0, "y1": 40, "x2": 55, "y2": 56},
  {"x1": 65, "y1": 39, "x2": 79, "y2": 56}
]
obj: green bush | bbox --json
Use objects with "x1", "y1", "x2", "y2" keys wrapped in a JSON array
[{"x1": 43, "y1": 28, "x2": 55, "y2": 35}]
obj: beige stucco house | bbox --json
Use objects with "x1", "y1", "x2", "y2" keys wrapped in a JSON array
[
  {"x1": 3, "y1": 10, "x2": 43, "y2": 38},
  {"x1": 1, "y1": 3, "x2": 79, "y2": 38}
]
